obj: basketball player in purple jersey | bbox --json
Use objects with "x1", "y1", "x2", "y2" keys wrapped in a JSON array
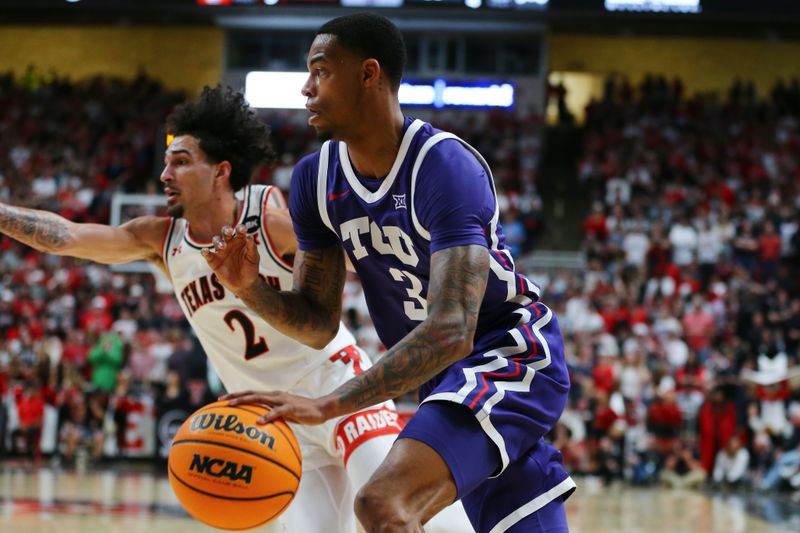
[{"x1": 205, "y1": 13, "x2": 574, "y2": 533}]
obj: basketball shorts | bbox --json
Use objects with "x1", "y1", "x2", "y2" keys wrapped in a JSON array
[
  {"x1": 287, "y1": 344, "x2": 402, "y2": 472},
  {"x1": 400, "y1": 301, "x2": 575, "y2": 532}
]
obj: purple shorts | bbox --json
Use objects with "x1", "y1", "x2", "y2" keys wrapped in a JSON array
[{"x1": 400, "y1": 302, "x2": 575, "y2": 532}]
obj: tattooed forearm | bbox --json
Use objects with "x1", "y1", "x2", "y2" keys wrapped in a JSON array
[
  {"x1": 326, "y1": 245, "x2": 490, "y2": 415},
  {"x1": 297, "y1": 252, "x2": 326, "y2": 293},
  {"x1": 331, "y1": 320, "x2": 466, "y2": 410},
  {"x1": 0, "y1": 203, "x2": 72, "y2": 251},
  {"x1": 239, "y1": 246, "x2": 346, "y2": 349},
  {"x1": 238, "y1": 284, "x2": 341, "y2": 349}
]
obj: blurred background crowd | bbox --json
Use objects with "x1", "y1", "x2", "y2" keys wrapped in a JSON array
[{"x1": 1, "y1": 67, "x2": 800, "y2": 502}]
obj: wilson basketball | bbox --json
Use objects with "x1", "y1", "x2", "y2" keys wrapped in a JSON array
[{"x1": 168, "y1": 401, "x2": 302, "y2": 530}]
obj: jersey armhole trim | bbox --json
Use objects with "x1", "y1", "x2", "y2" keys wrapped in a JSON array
[
  {"x1": 316, "y1": 141, "x2": 336, "y2": 234},
  {"x1": 161, "y1": 217, "x2": 176, "y2": 266},
  {"x1": 268, "y1": 185, "x2": 288, "y2": 209},
  {"x1": 410, "y1": 133, "x2": 458, "y2": 241},
  {"x1": 410, "y1": 133, "x2": 501, "y2": 249},
  {"x1": 260, "y1": 185, "x2": 294, "y2": 273}
]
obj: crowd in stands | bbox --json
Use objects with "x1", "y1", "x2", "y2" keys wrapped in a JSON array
[
  {"x1": 3, "y1": 68, "x2": 800, "y2": 506},
  {"x1": 0, "y1": 71, "x2": 546, "y2": 465},
  {"x1": 0, "y1": 70, "x2": 205, "y2": 463},
  {"x1": 558, "y1": 74, "x2": 800, "y2": 497}
]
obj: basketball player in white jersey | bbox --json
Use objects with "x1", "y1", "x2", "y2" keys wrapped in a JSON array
[{"x1": 0, "y1": 86, "x2": 469, "y2": 533}]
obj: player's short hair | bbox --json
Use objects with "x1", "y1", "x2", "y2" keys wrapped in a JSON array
[
  {"x1": 317, "y1": 13, "x2": 406, "y2": 90},
  {"x1": 166, "y1": 86, "x2": 274, "y2": 192}
]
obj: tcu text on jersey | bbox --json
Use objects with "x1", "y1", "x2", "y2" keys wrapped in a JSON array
[{"x1": 340, "y1": 217, "x2": 418, "y2": 267}]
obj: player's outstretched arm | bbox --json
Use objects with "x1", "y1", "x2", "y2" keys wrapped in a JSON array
[
  {"x1": 226, "y1": 244, "x2": 489, "y2": 426},
  {"x1": 0, "y1": 202, "x2": 167, "y2": 265},
  {"x1": 203, "y1": 224, "x2": 346, "y2": 349}
]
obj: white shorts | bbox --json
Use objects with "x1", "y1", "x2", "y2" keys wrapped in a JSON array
[{"x1": 286, "y1": 344, "x2": 402, "y2": 472}]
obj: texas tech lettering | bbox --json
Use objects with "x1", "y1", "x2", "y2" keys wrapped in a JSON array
[
  {"x1": 189, "y1": 453, "x2": 253, "y2": 483},
  {"x1": 190, "y1": 413, "x2": 276, "y2": 449},
  {"x1": 181, "y1": 273, "x2": 281, "y2": 316}
]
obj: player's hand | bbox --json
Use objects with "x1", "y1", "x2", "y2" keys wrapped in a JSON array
[
  {"x1": 201, "y1": 224, "x2": 260, "y2": 296},
  {"x1": 221, "y1": 390, "x2": 332, "y2": 426}
]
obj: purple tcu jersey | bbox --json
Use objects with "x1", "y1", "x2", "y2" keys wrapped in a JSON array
[
  {"x1": 290, "y1": 117, "x2": 541, "y2": 351},
  {"x1": 292, "y1": 118, "x2": 575, "y2": 531}
]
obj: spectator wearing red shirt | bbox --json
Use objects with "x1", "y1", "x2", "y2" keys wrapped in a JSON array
[
  {"x1": 593, "y1": 334, "x2": 620, "y2": 394},
  {"x1": 61, "y1": 329, "x2": 92, "y2": 380},
  {"x1": 13, "y1": 381, "x2": 45, "y2": 460},
  {"x1": 583, "y1": 202, "x2": 609, "y2": 242},
  {"x1": 647, "y1": 389, "x2": 684, "y2": 456},
  {"x1": 79, "y1": 296, "x2": 113, "y2": 334},
  {"x1": 697, "y1": 385, "x2": 739, "y2": 475},
  {"x1": 591, "y1": 390, "x2": 620, "y2": 438},
  {"x1": 599, "y1": 296, "x2": 631, "y2": 335}
]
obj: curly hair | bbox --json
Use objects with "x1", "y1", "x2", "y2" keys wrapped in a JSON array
[{"x1": 166, "y1": 86, "x2": 275, "y2": 192}]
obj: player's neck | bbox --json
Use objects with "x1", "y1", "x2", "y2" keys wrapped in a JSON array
[
  {"x1": 344, "y1": 105, "x2": 405, "y2": 179},
  {"x1": 186, "y1": 193, "x2": 240, "y2": 243}
]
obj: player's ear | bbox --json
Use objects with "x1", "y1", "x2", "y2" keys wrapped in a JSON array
[
  {"x1": 361, "y1": 59, "x2": 380, "y2": 87},
  {"x1": 215, "y1": 161, "x2": 232, "y2": 183}
]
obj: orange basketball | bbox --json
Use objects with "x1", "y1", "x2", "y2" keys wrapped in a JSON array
[{"x1": 168, "y1": 401, "x2": 302, "y2": 530}]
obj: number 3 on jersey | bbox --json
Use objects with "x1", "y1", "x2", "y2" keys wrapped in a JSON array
[
  {"x1": 389, "y1": 268, "x2": 427, "y2": 321},
  {"x1": 224, "y1": 310, "x2": 269, "y2": 360}
]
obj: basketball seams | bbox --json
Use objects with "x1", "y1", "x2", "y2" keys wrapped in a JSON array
[
  {"x1": 171, "y1": 439, "x2": 301, "y2": 480},
  {"x1": 226, "y1": 405, "x2": 266, "y2": 417},
  {"x1": 271, "y1": 422, "x2": 302, "y2": 465},
  {"x1": 192, "y1": 402, "x2": 267, "y2": 418},
  {"x1": 211, "y1": 495, "x2": 297, "y2": 532},
  {"x1": 168, "y1": 465, "x2": 295, "y2": 503}
]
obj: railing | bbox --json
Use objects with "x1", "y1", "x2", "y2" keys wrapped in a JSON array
[{"x1": 516, "y1": 249, "x2": 585, "y2": 274}]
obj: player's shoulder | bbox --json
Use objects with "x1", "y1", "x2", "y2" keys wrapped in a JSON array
[
  {"x1": 294, "y1": 148, "x2": 325, "y2": 177},
  {"x1": 122, "y1": 214, "x2": 172, "y2": 237},
  {"x1": 412, "y1": 120, "x2": 475, "y2": 161},
  {"x1": 414, "y1": 131, "x2": 484, "y2": 177},
  {"x1": 120, "y1": 215, "x2": 175, "y2": 258}
]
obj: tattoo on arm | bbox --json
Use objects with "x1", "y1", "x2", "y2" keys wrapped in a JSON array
[
  {"x1": 239, "y1": 246, "x2": 346, "y2": 346},
  {"x1": 0, "y1": 204, "x2": 71, "y2": 251},
  {"x1": 296, "y1": 250, "x2": 327, "y2": 295},
  {"x1": 328, "y1": 245, "x2": 489, "y2": 414}
]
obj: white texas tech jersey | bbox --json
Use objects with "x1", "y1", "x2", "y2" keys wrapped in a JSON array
[{"x1": 162, "y1": 184, "x2": 356, "y2": 392}]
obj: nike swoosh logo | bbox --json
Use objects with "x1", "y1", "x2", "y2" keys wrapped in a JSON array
[{"x1": 328, "y1": 189, "x2": 350, "y2": 201}]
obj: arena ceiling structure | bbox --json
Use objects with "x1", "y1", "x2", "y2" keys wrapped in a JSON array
[{"x1": 2, "y1": 0, "x2": 800, "y2": 40}]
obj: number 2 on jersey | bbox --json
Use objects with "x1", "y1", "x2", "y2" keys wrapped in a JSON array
[
  {"x1": 389, "y1": 268, "x2": 428, "y2": 321},
  {"x1": 224, "y1": 310, "x2": 269, "y2": 360}
]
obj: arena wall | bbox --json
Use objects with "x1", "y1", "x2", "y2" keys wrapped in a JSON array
[
  {"x1": 550, "y1": 33, "x2": 800, "y2": 96},
  {"x1": 0, "y1": 26, "x2": 223, "y2": 94}
]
